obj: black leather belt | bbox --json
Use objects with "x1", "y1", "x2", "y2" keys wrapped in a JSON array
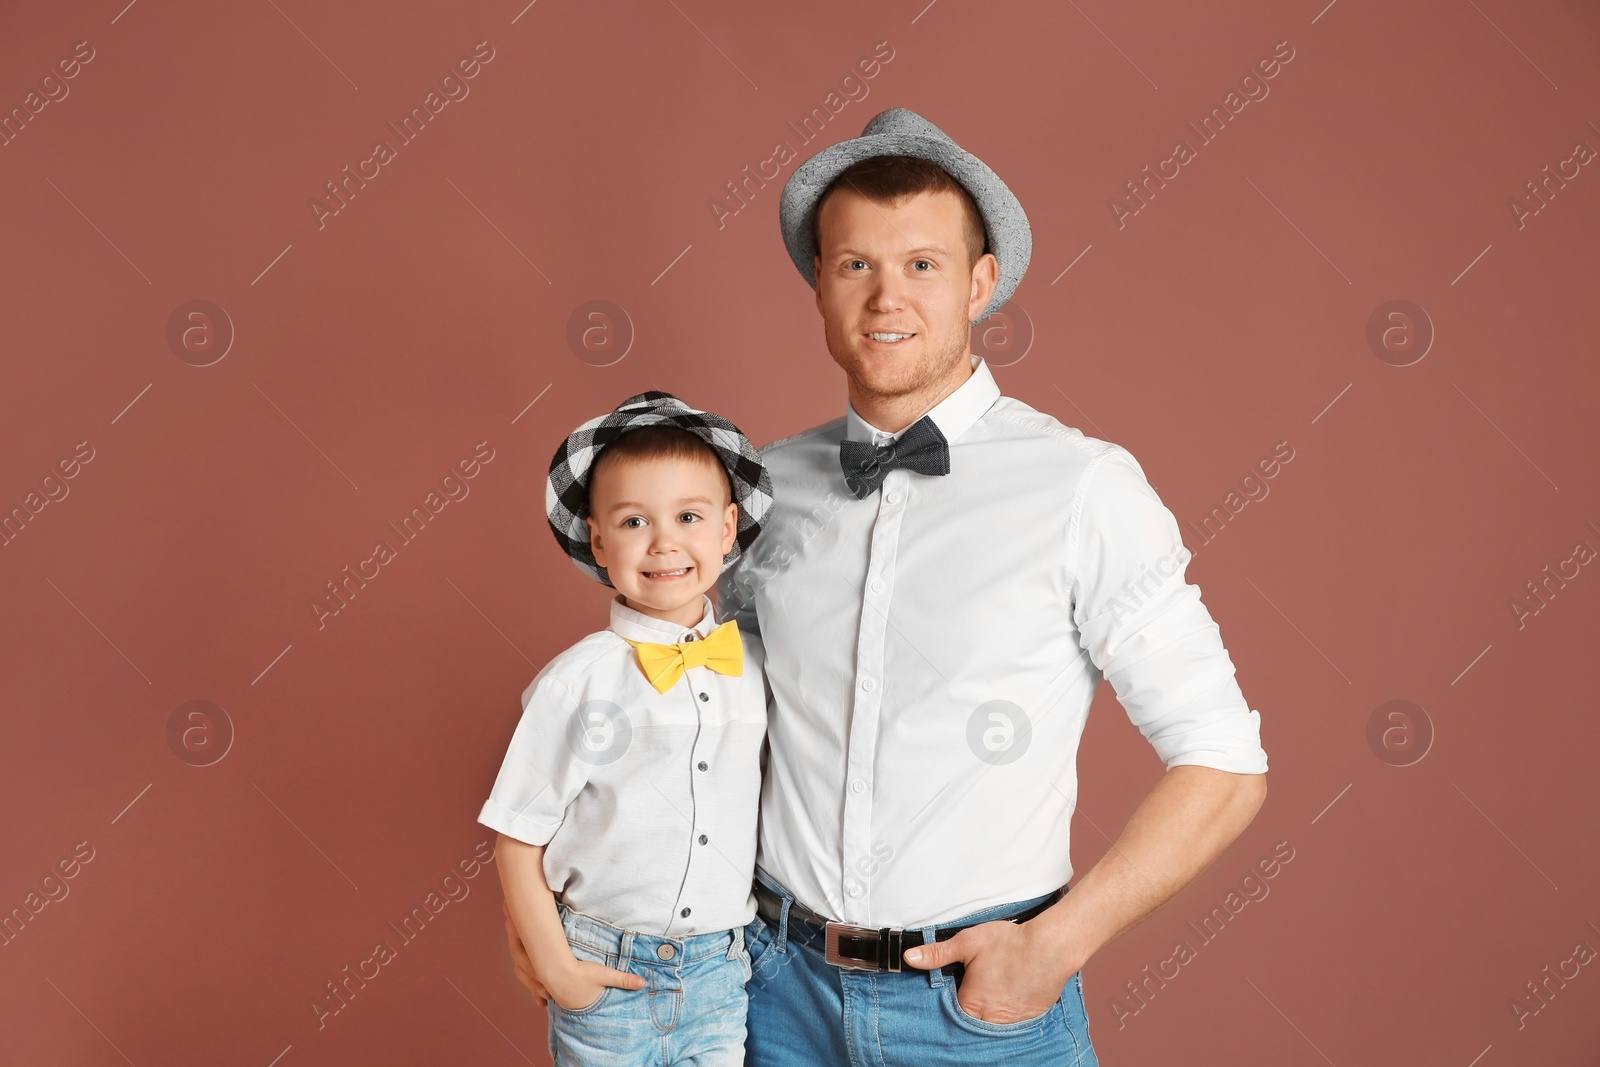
[{"x1": 752, "y1": 880, "x2": 1063, "y2": 980}]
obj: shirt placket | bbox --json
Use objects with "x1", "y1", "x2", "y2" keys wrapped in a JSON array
[
  {"x1": 840, "y1": 450, "x2": 907, "y2": 924},
  {"x1": 666, "y1": 629, "x2": 716, "y2": 935}
]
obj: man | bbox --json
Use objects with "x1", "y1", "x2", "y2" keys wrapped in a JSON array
[{"x1": 506, "y1": 107, "x2": 1269, "y2": 1065}]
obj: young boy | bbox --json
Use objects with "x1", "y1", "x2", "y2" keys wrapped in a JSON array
[{"x1": 478, "y1": 390, "x2": 774, "y2": 1066}]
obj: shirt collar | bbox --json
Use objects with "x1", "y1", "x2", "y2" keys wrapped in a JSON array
[
  {"x1": 844, "y1": 352, "x2": 1000, "y2": 446},
  {"x1": 608, "y1": 592, "x2": 718, "y2": 645}
]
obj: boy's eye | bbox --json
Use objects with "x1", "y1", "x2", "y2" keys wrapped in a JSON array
[
  {"x1": 622, "y1": 516, "x2": 645, "y2": 528},
  {"x1": 679, "y1": 512, "x2": 702, "y2": 523}
]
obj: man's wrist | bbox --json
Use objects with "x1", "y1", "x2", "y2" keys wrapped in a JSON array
[{"x1": 1023, "y1": 894, "x2": 1097, "y2": 979}]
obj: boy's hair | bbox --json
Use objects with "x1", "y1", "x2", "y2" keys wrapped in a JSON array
[
  {"x1": 586, "y1": 424, "x2": 733, "y2": 517},
  {"x1": 812, "y1": 155, "x2": 989, "y2": 271}
]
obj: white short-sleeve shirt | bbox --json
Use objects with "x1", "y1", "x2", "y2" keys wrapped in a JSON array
[{"x1": 478, "y1": 592, "x2": 768, "y2": 936}]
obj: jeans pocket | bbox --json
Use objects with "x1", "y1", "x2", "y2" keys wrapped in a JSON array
[
  {"x1": 744, "y1": 915, "x2": 785, "y2": 986},
  {"x1": 553, "y1": 985, "x2": 611, "y2": 1016},
  {"x1": 939, "y1": 981, "x2": 1058, "y2": 1037},
  {"x1": 554, "y1": 938, "x2": 620, "y2": 1016},
  {"x1": 744, "y1": 917, "x2": 769, "y2": 962}
]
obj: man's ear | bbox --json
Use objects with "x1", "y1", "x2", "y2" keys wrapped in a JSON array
[
  {"x1": 967, "y1": 252, "x2": 1000, "y2": 322},
  {"x1": 813, "y1": 255, "x2": 825, "y2": 317},
  {"x1": 587, "y1": 515, "x2": 607, "y2": 568},
  {"x1": 721, "y1": 502, "x2": 739, "y2": 555}
]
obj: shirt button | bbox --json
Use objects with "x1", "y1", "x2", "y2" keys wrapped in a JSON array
[
  {"x1": 847, "y1": 884, "x2": 863, "y2": 898},
  {"x1": 681, "y1": 907, "x2": 691, "y2": 917},
  {"x1": 657, "y1": 944, "x2": 676, "y2": 960},
  {"x1": 699, "y1": 834, "x2": 708, "y2": 844},
  {"x1": 869, "y1": 579, "x2": 885, "y2": 594},
  {"x1": 850, "y1": 779, "x2": 866, "y2": 794},
  {"x1": 698, "y1": 761, "x2": 708, "y2": 771},
  {"x1": 699, "y1": 692, "x2": 709, "y2": 702},
  {"x1": 860, "y1": 678, "x2": 876, "y2": 692},
  {"x1": 885, "y1": 490, "x2": 901, "y2": 504}
]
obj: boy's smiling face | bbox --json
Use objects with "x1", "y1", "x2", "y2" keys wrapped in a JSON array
[{"x1": 586, "y1": 453, "x2": 738, "y2": 627}]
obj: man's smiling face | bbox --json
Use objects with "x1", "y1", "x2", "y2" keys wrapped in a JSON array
[{"x1": 812, "y1": 185, "x2": 997, "y2": 412}]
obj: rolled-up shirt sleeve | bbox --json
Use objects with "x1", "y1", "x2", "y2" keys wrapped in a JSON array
[
  {"x1": 1070, "y1": 445, "x2": 1268, "y2": 774},
  {"x1": 477, "y1": 671, "x2": 589, "y2": 845}
]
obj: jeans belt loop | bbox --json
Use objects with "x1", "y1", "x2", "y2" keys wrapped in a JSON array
[
  {"x1": 918, "y1": 923, "x2": 941, "y2": 986},
  {"x1": 776, "y1": 888, "x2": 792, "y2": 953}
]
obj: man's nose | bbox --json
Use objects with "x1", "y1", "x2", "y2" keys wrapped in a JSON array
[{"x1": 866, "y1": 273, "x2": 906, "y2": 312}]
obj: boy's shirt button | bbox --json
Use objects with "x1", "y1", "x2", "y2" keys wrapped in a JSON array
[
  {"x1": 681, "y1": 907, "x2": 691, "y2": 917},
  {"x1": 699, "y1": 692, "x2": 709, "y2": 702},
  {"x1": 699, "y1": 834, "x2": 708, "y2": 844},
  {"x1": 698, "y1": 761, "x2": 708, "y2": 771}
]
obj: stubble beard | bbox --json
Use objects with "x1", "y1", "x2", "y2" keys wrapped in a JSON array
[{"x1": 825, "y1": 316, "x2": 971, "y2": 409}]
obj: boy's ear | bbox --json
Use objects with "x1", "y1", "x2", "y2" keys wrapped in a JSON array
[
  {"x1": 587, "y1": 515, "x2": 607, "y2": 567},
  {"x1": 721, "y1": 502, "x2": 739, "y2": 555}
]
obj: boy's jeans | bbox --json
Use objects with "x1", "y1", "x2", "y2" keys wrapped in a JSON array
[
  {"x1": 548, "y1": 900, "x2": 752, "y2": 1067},
  {"x1": 743, "y1": 864, "x2": 1099, "y2": 1066}
]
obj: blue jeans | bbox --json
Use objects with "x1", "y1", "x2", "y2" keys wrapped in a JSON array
[
  {"x1": 548, "y1": 900, "x2": 752, "y2": 1066},
  {"x1": 743, "y1": 865, "x2": 1098, "y2": 1066}
]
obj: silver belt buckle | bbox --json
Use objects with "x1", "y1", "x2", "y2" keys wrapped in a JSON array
[{"x1": 824, "y1": 921, "x2": 899, "y2": 972}]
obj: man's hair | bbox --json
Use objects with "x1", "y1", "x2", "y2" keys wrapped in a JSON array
[
  {"x1": 585, "y1": 424, "x2": 732, "y2": 518},
  {"x1": 811, "y1": 155, "x2": 989, "y2": 270}
]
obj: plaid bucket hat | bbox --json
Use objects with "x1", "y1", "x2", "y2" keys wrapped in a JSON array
[{"x1": 546, "y1": 390, "x2": 774, "y2": 587}]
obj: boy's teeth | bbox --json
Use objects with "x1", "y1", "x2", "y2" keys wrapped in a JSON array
[{"x1": 646, "y1": 567, "x2": 689, "y2": 577}]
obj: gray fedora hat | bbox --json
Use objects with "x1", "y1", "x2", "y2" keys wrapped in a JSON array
[{"x1": 778, "y1": 107, "x2": 1031, "y2": 323}]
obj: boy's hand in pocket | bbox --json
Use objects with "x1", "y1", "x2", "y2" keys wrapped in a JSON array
[
  {"x1": 545, "y1": 951, "x2": 647, "y2": 1011},
  {"x1": 503, "y1": 899, "x2": 551, "y2": 1006},
  {"x1": 504, "y1": 897, "x2": 646, "y2": 1009}
]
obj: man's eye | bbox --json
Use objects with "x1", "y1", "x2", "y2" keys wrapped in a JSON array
[
  {"x1": 912, "y1": 259, "x2": 933, "y2": 271},
  {"x1": 847, "y1": 259, "x2": 867, "y2": 271}
]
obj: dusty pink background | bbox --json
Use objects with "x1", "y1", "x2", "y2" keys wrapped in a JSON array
[{"x1": 2, "y1": 1, "x2": 1597, "y2": 1063}]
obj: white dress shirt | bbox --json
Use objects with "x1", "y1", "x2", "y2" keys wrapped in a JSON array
[
  {"x1": 478, "y1": 592, "x2": 768, "y2": 935},
  {"x1": 715, "y1": 353, "x2": 1268, "y2": 929}
]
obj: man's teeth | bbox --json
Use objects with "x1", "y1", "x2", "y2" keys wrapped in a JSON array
[
  {"x1": 870, "y1": 332, "x2": 912, "y2": 342},
  {"x1": 645, "y1": 567, "x2": 690, "y2": 577}
]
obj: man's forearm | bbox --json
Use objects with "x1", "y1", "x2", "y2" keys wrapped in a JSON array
[{"x1": 1031, "y1": 765, "x2": 1268, "y2": 975}]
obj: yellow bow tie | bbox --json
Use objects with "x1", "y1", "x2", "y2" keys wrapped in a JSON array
[{"x1": 623, "y1": 620, "x2": 744, "y2": 694}]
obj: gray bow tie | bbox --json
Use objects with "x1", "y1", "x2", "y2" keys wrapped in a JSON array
[{"x1": 838, "y1": 415, "x2": 951, "y2": 499}]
